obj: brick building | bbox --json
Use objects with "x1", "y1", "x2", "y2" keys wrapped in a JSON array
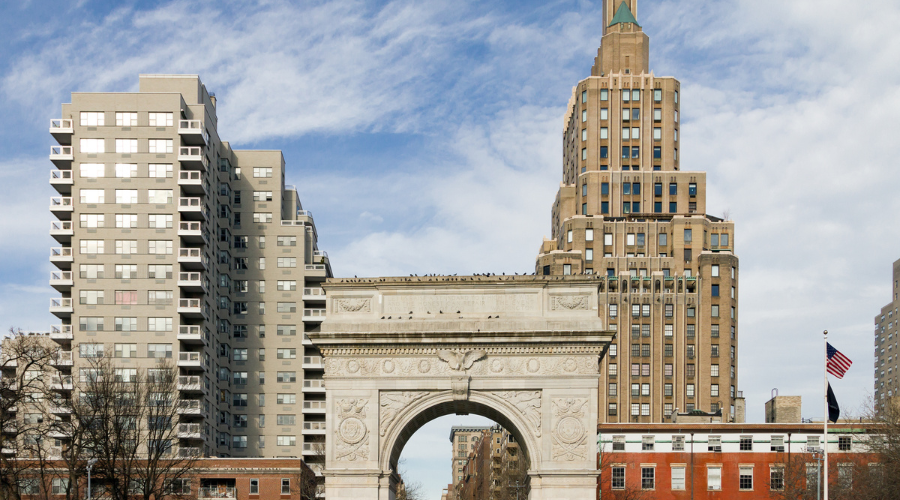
[{"x1": 597, "y1": 422, "x2": 881, "y2": 499}]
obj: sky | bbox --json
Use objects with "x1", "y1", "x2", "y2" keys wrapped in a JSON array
[{"x1": 2, "y1": 0, "x2": 900, "y2": 497}]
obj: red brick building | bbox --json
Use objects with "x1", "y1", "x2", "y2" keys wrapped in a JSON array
[{"x1": 597, "y1": 423, "x2": 881, "y2": 499}]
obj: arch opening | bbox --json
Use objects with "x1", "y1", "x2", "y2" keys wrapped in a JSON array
[{"x1": 385, "y1": 397, "x2": 535, "y2": 475}]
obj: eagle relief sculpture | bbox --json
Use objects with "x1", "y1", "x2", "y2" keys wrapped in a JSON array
[{"x1": 436, "y1": 349, "x2": 486, "y2": 372}]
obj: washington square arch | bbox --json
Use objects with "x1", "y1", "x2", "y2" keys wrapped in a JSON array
[{"x1": 307, "y1": 275, "x2": 614, "y2": 500}]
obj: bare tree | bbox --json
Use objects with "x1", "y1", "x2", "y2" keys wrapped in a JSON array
[
  {"x1": 0, "y1": 329, "x2": 58, "y2": 500},
  {"x1": 395, "y1": 459, "x2": 425, "y2": 500},
  {"x1": 66, "y1": 356, "x2": 197, "y2": 500}
]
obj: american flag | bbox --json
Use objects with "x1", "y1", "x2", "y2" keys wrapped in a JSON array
[{"x1": 827, "y1": 343, "x2": 852, "y2": 379}]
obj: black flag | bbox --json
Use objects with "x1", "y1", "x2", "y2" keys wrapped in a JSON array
[{"x1": 827, "y1": 382, "x2": 840, "y2": 423}]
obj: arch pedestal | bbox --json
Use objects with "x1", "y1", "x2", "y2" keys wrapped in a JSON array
[{"x1": 309, "y1": 277, "x2": 614, "y2": 500}]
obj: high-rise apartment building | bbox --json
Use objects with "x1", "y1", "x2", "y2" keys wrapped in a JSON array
[
  {"x1": 535, "y1": 1, "x2": 740, "y2": 423},
  {"x1": 47, "y1": 75, "x2": 332, "y2": 471},
  {"x1": 448, "y1": 426, "x2": 491, "y2": 489},
  {"x1": 874, "y1": 258, "x2": 900, "y2": 406}
]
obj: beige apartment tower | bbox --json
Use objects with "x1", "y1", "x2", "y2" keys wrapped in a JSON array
[
  {"x1": 874, "y1": 258, "x2": 900, "y2": 407},
  {"x1": 47, "y1": 75, "x2": 332, "y2": 472},
  {"x1": 536, "y1": 0, "x2": 741, "y2": 423}
]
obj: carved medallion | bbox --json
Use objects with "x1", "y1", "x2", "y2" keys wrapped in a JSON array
[
  {"x1": 418, "y1": 360, "x2": 431, "y2": 373},
  {"x1": 551, "y1": 398, "x2": 588, "y2": 461},
  {"x1": 335, "y1": 399, "x2": 369, "y2": 461}
]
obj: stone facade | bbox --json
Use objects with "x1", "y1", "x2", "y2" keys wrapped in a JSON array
[{"x1": 311, "y1": 276, "x2": 613, "y2": 500}]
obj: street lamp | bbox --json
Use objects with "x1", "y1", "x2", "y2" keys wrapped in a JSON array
[
  {"x1": 809, "y1": 447, "x2": 824, "y2": 500},
  {"x1": 86, "y1": 458, "x2": 97, "y2": 500}
]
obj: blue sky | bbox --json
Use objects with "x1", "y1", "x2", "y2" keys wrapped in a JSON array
[{"x1": 3, "y1": 0, "x2": 900, "y2": 497}]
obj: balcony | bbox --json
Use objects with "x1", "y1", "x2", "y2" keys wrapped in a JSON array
[
  {"x1": 303, "y1": 379, "x2": 325, "y2": 393},
  {"x1": 302, "y1": 443, "x2": 324, "y2": 456},
  {"x1": 303, "y1": 356, "x2": 324, "y2": 370},
  {"x1": 50, "y1": 375, "x2": 73, "y2": 391},
  {"x1": 50, "y1": 298, "x2": 73, "y2": 317},
  {"x1": 178, "y1": 248, "x2": 207, "y2": 269},
  {"x1": 49, "y1": 247, "x2": 73, "y2": 269},
  {"x1": 50, "y1": 221, "x2": 73, "y2": 242},
  {"x1": 303, "y1": 287, "x2": 325, "y2": 300},
  {"x1": 177, "y1": 298, "x2": 203, "y2": 318},
  {"x1": 302, "y1": 401, "x2": 327, "y2": 414},
  {"x1": 50, "y1": 271, "x2": 73, "y2": 291},
  {"x1": 49, "y1": 169, "x2": 73, "y2": 194},
  {"x1": 178, "y1": 147, "x2": 207, "y2": 170},
  {"x1": 177, "y1": 376, "x2": 203, "y2": 393},
  {"x1": 50, "y1": 325, "x2": 73, "y2": 341},
  {"x1": 177, "y1": 423, "x2": 202, "y2": 439},
  {"x1": 177, "y1": 325, "x2": 205, "y2": 344},
  {"x1": 177, "y1": 351, "x2": 202, "y2": 368},
  {"x1": 178, "y1": 272, "x2": 206, "y2": 293},
  {"x1": 50, "y1": 197, "x2": 73, "y2": 219},
  {"x1": 178, "y1": 120, "x2": 208, "y2": 145},
  {"x1": 49, "y1": 405, "x2": 72, "y2": 415},
  {"x1": 312, "y1": 250, "x2": 329, "y2": 265},
  {"x1": 303, "y1": 334, "x2": 313, "y2": 346},
  {"x1": 178, "y1": 221, "x2": 206, "y2": 244},
  {"x1": 302, "y1": 309, "x2": 326, "y2": 322},
  {"x1": 50, "y1": 146, "x2": 73, "y2": 168},
  {"x1": 198, "y1": 487, "x2": 235, "y2": 499},
  {"x1": 177, "y1": 170, "x2": 206, "y2": 194},
  {"x1": 176, "y1": 399, "x2": 202, "y2": 415},
  {"x1": 178, "y1": 197, "x2": 206, "y2": 220},
  {"x1": 50, "y1": 351, "x2": 73, "y2": 368},
  {"x1": 302, "y1": 421, "x2": 326, "y2": 435},
  {"x1": 49, "y1": 119, "x2": 73, "y2": 145}
]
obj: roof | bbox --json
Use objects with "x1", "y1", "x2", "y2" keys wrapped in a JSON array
[{"x1": 609, "y1": 1, "x2": 640, "y2": 28}]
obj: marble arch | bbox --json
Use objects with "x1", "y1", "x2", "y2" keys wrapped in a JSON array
[{"x1": 308, "y1": 276, "x2": 614, "y2": 500}]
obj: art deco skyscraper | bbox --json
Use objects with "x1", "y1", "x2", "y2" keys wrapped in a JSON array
[
  {"x1": 536, "y1": 1, "x2": 741, "y2": 423},
  {"x1": 48, "y1": 75, "x2": 331, "y2": 471}
]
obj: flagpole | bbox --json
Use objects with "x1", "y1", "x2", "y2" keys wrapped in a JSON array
[{"x1": 823, "y1": 330, "x2": 829, "y2": 500}]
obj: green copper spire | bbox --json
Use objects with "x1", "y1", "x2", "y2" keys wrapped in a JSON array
[{"x1": 608, "y1": 1, "x2": 640, "y2": 28}]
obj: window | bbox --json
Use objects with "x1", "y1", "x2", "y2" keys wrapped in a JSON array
[
  {"x1": 608, "y1": 363, "x2": 617, "y2": 376},
  {"x1": 708, "y1": 466, "x2": 722, "y2": 490},
  {"x1": 147, "y1": 344, "x2": 172, "y2": 358},
  {"x1": 147, "y1": 189, "x2": 173, "y2": 204},
  {"x1": 253, "y1": 167, "x2": 273, "y2": 178},
  {"x1": 641, "y1": 467, "x2": 655, "y2": 490},
  {"x1": 233, "y1": 394, "x2": 248, "y2": 407},
  {"x1": 611, "y1": 466, "x2": 625, "y2": 489},
  {"x1": 148, "y1": 317, "x2": 172, "y2": 332},
  {"x1": 664, "y1": 364, "x2": 673, "y2": 376},
  {"x1": 671, "y1": 435, "x2": 684, "y2": 451},
  {"x1": 148, "y1": 139, "x2": 173, "y2": 153},
  {"x1": 770, "y1": 435, "x2": 785, "y2": 452},
  {"x1": 708, "y1": 436, "x2": 722, "y2": 452},
  {"x1": 253, "y1": 212, "x2": 272, "y2": 223},
  {"x1": 740, "y1": 467, "x2": 753, "y2": 490},
  {"x1": 79, "y1": 138, "x2": 105, "y2": 153},
  {"x1": 607, "y1": 403, "x2": 617, "y2": 415},
  {"x1": 711, "y1": 284, "x2": 720, "y2": 297},
  {"x1": 671, "y1": 466, "x2": 686, "y2": 490},
  {"x1": 79, "y1": 342, "x2": 104, "y2": 357},
  {"x1": 148, "y1": 240, "x2": 173, "y2": 254},
  {"x1": 277, "y1": 414, "x2": 296, "y2": 426},
  {"x1": 148, "y1": 264, "x2": 172, "y2": 279},
  {"x1": 281, "y1": 479, "x2": 291, "y2": 495},
  {"x1": 277, "y1": 372, "x2": 296, "y2": 383},
  {"x1": 838, "y1": 436, "x2": 851, "y2": 451},
  {"x1": 115, "y1": 138, "x2": 138, "y2": 153},
  {"x1": 642, "y1": 435, "x2": 654, "y2": 451},
  {"x1": 148, "y1": 163, "x2": 173, "y2": 177},
  {"x1": 277, "y1": 257, "x2": 296, "y2": 268},
  {"x1": 148, "y1": 214, "x2": 172, "y2": 228},
  {"x1": 276, "y1": 302, "x2": 297, "y2": 313},
  {"x1": 711, "y1": 305, "x2": 720, "y2": 318},
  {"x1": 277, "y1": 348, "x2": 297, "y2": 359},
  {"x1": 148, "y1": 112, "x2": 174, "y2": 127},
  {"x1": 770, "y1": 466, "x2": 784, "y2": 491},
  {"x1": 52, "y1": 477, "x2": 70, "y2": 495}
]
